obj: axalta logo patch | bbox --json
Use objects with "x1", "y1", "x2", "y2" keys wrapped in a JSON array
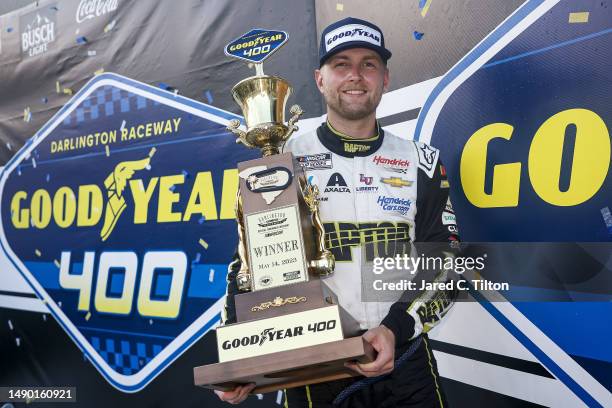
[{"x1": 0, "y1": 73, "x2": 244, "y2": 392}]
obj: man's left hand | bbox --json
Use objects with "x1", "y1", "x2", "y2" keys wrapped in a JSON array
[{"x1": 345, "y1": 324, "x2": 395, "y2": 377}]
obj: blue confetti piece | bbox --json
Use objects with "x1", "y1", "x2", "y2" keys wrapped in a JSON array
[
  {"x1": 7, "y1": 27, "x2": 13, "y2": 33},
  {"x1": 76, "y1": 36, "x2": 88, "y2": 44},
  {"x1": 198, "y1": 215, "x2": 206, "y2": 224},
  {"x1": 41, "y1": 96, "x2": 48, "y2": 104},
  {"x1": 158, "y1": 82, "x2": 171, "y2": 91},
  {"x1": 413, "y1": 31, "x2": 424, "y2": 40},
  {"x1": 46, "y1": 174, "x2": 50, "y2": 182},
  {"x1": 181, "y1": 169, "x2": 190, "y2": 179},
  {"x1": 169, "y1": 185, "x2": 176, "y2": 192},
  {"x1": 194, "y1": 253, "x2": 201, "y2": 263},
  {"x1": 204, "y1": 90, "x2": 213, "y2": 104},
  {"x1": 601, "y1": 207, "x2": 612, "y2": 235},
  {"x1": 419, "y1": 0, "x2": 427, "y2": 7}
]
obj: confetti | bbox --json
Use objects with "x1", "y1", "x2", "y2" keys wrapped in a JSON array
[
  {"x1": 169, "y1": 185, "x2": 176, "y2": 192},
  {"x1": 32, "y1": 158, "x2": 37, "y2": 168},
  {"x1": 173, "y1": 89, "x2": 179, "y2": 96},
  {"x1": 17, "y1": 166, "x2": 21, "y2": 176},
  {"x1": 601, "y1": 207, "x2": 612, "y2": 234},
  {"x1": 15, "y1": 337, "x2": 21, "y2": 347},
  {"x1": 413, "y1": 31, "x2": 424, "y2": 40},
  {"x1": 85, "y1": 312, "x2": 91, "y2": 321},
  {"x1": 6, "y1": 142, "x2": 12, "y2": 150},
  {"x1": 149, "y1": 319, "x2": 153, "y2": 325},
  {"x1": 209, "y1": 268, "x2": 215, "y2": 282},
  {"x1": 120, "y1": 120, "x2": 126, "y2": 130},
  {"x1": 181, "y1": 169, "x2": 190, "y2": 179},
  {"x1": 194, "y1": 253, "x2": 201, "y2": 263},
  {"x1": 145, "y1": 164, "x2": 151, "y2": 170},
  {"x1": 23, "y1": 107, "x2": 31, "y2": 122},
  {"x1": 87, "y1": 50, "x2": 97, "y2": 56},
  {"x1": 94, "y1": 68, "x2": 104, "y2": 75},
  {"x1": 198, "y1": 238, "x2": 209, "y2": 250},
  {"x1": 76, "y1": 36, "x2": 88, "y2": 44},
  {"x1": 56, "y1": 81, "x2": 61, "y2": 93},
  {"x1": 568, "y1": 12, "x2": 589, "y2": 23},
  {"x1": 158, "y1": 82, "x2": 171, "y2": 91},
  {"x1": 204, "y1": 90, "x2": 213, "y2": 103},
  {"x1": 63, "y1": 88, "x2": 74, "y2": 95},
  {"x1": 75, "y1": 28, "x2": 80, "y2": 35},
  {"x1": 149, "y1": 147, "x2": 157, "y2": 157},
  {"x1": 419, "y1": 0, "x2": 433, "y2": 17},
  {"x1": 41, "y1": 97, "x2": 48, "y2": 104},
  {"x1": 256, "y1": 394, "x2": 263, "y2": 400},
  {"x1": 198, "y1": 216, "x2": 206, "y2": 224},
  {"x1": 104, "y1": 19, "x2": 117, "y2": 33},
  {"x1": 46, "y1": 173, "x2": 50, "y2": 182},
  {"x1": 7, "y1": 27, "x2": 13, "y2": 33},
  {"x1": 58, "y1": 301, "x2": 62, "y2": 307},
  {"x1": 276, "y1": 390, "x2": 283, "y2": 405},
  {"x1": 54, "y1": 259, "x2": 60, "y2": 268},
  {"x1": 35, "y1": 249, "x2": 41, "y2": 257},
  {"x1": 43, "y1": 314, "x2": 47, "y2": 321},
  {"x1": 105, "y1": 145, "x2": 110, "y2": 157},
  {"x1": 7, "y1": 320, "x2": 13, "y2": 330},
  {"x1": 336, "y1": 3, "x2": 344, "y2": 11}
]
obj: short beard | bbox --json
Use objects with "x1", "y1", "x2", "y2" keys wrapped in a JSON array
[{"x1": 325, "y1": 94, "x2": 378, "y2": 121}]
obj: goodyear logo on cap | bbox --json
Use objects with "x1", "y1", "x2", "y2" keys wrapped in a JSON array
[
  {"x1": 225, "y1": 29, "x2": 288, "y2": 64},
  {"x1": 0, "y1": 73, "x2": 258, "y2": 392}
]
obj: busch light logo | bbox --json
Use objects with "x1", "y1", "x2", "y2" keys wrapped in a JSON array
[
  {"x1": 76, "y1": 0, "x2": 119, "y2": 23},
  {"x1": 20, "y1": 7, "x2": 56, "y2": 58},
  {"x1": 0, "y1": 73, "x2": 251, "y2": 391}
]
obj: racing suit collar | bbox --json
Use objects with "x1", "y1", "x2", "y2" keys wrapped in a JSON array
[{"x1": 317, "y1": 121, "x2": 385, "y2": 158}]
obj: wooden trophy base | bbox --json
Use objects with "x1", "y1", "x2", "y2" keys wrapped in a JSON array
[{"x1": 194, "y1": 336, "x2": 374, "y2": 394}]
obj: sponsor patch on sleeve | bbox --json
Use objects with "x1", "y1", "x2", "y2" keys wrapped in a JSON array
[{"x1": 414, "y1": 141, "x2": 439, "y2": 178}]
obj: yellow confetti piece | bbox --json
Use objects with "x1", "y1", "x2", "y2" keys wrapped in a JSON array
[
  {"x1": 85, "y1": 312, "x2": 91, "y2": 321},
  {"x1": 149, "y1": 147, "x2": 157, "y2": 158},
  {"x1": 420, "y1": 0, "x2": 433, "y2": 17},
  {"x1": 54, "y1": 259, "x2": 60, "y2": 268},
  {"x1": 23, "y1": 107, "x2": 31, "y2": 122},
  {"x1": 568, "y1": 12, "x2": 589, "y2": 23},
  {"x1": 63, "y1": 88, "x2": 73, "y2": 96},
  {"x1": 198, "y1": 238, "x2": 209, "y2": 250},
  {"x1": 56, "y1": 81, "x2": 61, "y2": 93},
  {"x1": 336, "y1": 3, "x2": 344, "y2": 11},
  {"x1": 35, "y1": 249, "x2": 42, "y2": 257},
  {"x1": 94, "y1": 68, "x2": 104, "y2": 75},
  {"x1": 105, "y1": 145, "x2": 110, "y2": 157}
]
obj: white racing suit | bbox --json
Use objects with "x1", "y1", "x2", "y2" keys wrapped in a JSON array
[{"x1": 223, "y1": 122, "x2": 460, "y2": 407}]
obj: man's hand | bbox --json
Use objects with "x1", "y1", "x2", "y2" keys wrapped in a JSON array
[
  {"x1": 345, "y1": 325, "x2": 395, "y2": 377},
  {"x1": 214, "y1": 383, "x2": 256, "y2": 405}
]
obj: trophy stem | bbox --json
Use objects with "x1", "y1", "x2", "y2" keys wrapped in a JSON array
[{"x1": 261, "y1": 144, "x2": 280, "y2": 157}]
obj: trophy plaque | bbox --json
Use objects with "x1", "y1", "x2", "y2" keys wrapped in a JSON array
[{"x1": 193, "y1": 29, "x2": 374, "y2": 394}]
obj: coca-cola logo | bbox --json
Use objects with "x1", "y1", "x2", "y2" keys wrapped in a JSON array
[{"x1": 76, "y1": 0, "x2": 119, "y2": 23}]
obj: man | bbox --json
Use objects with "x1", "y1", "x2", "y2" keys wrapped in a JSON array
[{"x1": 216, "y1": 17, "x2": 459, "y2": 407}]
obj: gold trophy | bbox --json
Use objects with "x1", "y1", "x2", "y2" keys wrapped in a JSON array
[{"x1": 193, "y1": 29, "x2": 373, "y2": 394}]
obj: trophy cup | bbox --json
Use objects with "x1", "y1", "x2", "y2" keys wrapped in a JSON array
[{"x1": 193, "y1": 29, "x2": 374, "y2": 394}]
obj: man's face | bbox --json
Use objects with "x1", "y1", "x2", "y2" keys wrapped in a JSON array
[{"x1": 315, "y1": 48, "x2": 389, "y2": 121}]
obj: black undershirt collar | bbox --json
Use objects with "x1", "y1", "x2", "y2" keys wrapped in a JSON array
[{"x1": 316, "y1": 121, "x2": 385, "y2": 158}]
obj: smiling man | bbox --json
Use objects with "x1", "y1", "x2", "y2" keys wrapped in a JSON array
[{"x1": 217, "y1": 17, "x2": 460, "y2": 407}]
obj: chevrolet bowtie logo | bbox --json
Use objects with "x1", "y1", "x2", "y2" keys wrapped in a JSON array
[
  {"x1": 380, "y1": 177, "x2": 413, "y2": 188},
  {"x1": 100, "y1": 148, "x2": 156, "y2": 241}
]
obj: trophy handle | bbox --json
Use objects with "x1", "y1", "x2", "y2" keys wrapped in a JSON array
[
  {"x1": 299, "y1": 176, "x2": 335, "y2": 276},
  {"x1": 227, "y1": 119, "x2": 253, "y2": 148},
  {"x1": 234, "y1": 187, "x2": 252, "y2": 291},
  {"x1": 282, "y1": 105, "x2": 304, "y2": 141}
]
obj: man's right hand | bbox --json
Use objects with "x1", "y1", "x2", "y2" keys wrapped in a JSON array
[{"x1": 214, "y1": 383, "x2": 256, "y2": 405}]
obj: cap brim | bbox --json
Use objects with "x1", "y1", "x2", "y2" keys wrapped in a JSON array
[{"x1": 320, "y1": 42, "x2": 392, "y2": 67}]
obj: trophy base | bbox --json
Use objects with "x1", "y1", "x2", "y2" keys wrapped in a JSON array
[{"x1": 193, "y1": 336, "x2": 375, "y2": 394}]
